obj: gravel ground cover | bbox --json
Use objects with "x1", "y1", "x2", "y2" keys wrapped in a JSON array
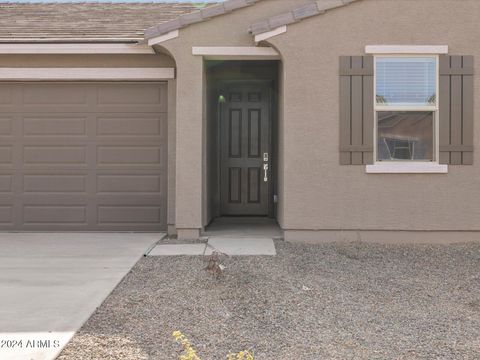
[{"x1": 58, "y1": 241, "x2": 480, "y2": 360}]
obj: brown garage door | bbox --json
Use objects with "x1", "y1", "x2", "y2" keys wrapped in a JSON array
[{"x1": 0, "y1": 82, "x2": 167, "y2": 231}]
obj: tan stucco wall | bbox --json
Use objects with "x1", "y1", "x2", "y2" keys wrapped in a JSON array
[
  {"x1": 266, "y1": 0, "x2": 480, "y2": 232},
  {"x1": 157, "y1": 0, "x2": 305, "y2": 238},
  {"x1": 67, "y1": 0, "x2": 475, "y2": 238}
]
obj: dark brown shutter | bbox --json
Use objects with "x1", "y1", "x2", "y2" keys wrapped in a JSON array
[
  {"x1": 439, "y1": 55, "x2": 474, "y2": 165},
  {"x1": 339, "y1": 56, "x2": 374, "y2": 165}
]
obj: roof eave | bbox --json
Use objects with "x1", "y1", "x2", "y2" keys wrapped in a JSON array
[
  {"x1": 0, "y1": 42, "x2": 154, "y2": 54},
  {"x1": 0, "y1": 38, "x2": 144, "y2": 44}
]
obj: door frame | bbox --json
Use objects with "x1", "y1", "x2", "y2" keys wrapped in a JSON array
[{"x1": 216, "y1": 79, "x2": 275, "y2": 217}]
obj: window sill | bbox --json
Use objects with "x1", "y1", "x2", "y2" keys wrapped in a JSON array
[{"x1": 366, "y1": 163, "x2": 448, "y2": 174}]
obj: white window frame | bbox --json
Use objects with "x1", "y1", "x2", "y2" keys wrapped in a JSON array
[{"x1": 367, "y1": 54, "x2": 447, "y2": 173}]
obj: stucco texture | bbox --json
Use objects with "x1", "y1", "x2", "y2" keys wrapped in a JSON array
[
  {"x1": 266, "y1": 0, "x2": 480, "y2": 231},
  {"x1": 158, "y1": 0, "x2": 480, "y2": 235},
  {"x1": 156, "y1": 0, "x2": 306, "y2": 236}
]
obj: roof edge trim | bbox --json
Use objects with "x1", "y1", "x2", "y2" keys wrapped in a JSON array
[
  {"x1": 254, "y1": 25, "x2": 287, "y2": 43},
  {"x1": 0, "y1": 43, "x2": 154, "y2": 54},
  {"x1": 0, "y1": 38, "x2": 143, "y2": 44},
  {"x1": 148, "y1": 30, "x2": 179, "y2": 46},
  {"x1": 249, "y1": 0, "x2": 360, "y2": 36},
  {"x1": 144, "y1": 0, "x2": 259, "y2": 40}
]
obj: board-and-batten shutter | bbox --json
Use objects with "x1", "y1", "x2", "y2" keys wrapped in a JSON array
[
  {"x1": 439, "y1": 55, "x2": 474, "y2": 165},
  {"x1": 339, "y1": 56, "x2": 374, "y2": 165}
]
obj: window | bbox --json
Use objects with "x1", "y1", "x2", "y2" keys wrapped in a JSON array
[{"x1": 374, "y1": 56, "x2": 438, "y2": 162}]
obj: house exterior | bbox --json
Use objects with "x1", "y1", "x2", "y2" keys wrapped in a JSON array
[{"x1": 0, "y1": 0, "x2": 478, "y2": 243}]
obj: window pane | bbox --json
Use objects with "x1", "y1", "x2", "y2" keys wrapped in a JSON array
[
  {"x1": 376, "y1": 57, "x2": 436, "y2": 106},
  {"x1": 377, "y1": 111, "x2": 434, "y2": 161}
]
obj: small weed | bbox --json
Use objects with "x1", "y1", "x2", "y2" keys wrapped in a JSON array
[
  {"x1": 172, "y1": 331, "x2": 254, "y2": 360},
  {"x1": 204, "y1": 250, "x2": 228, "y2": 278},
  {"x1": 172, "y1": 331, "x2": 201, "y2": 360}
]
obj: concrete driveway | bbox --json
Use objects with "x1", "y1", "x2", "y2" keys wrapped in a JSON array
[{"x1": 0, "y1": 233, "x2": 161, "y2": 360}]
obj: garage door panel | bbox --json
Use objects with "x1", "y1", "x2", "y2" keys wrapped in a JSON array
[
  {"x1": 24, "y1": 146, "x2": 87, "y2": 165},
  {"x1": 23, "y1": 174, "x2": 86, "y2": 193},
  {"x1": 23, "y1": 205, "x2": 87, "y2": 225},
  {"x1": 20, "y1": 195, "x2": 90, "y2": 204},
  {"x1": 95, "y1": 105, "x2": 167, "y2": 114},
  {"x1": 97, "y1": 174, "x2": 162, "y2": 194},
  {"x1": 0, "y1": 117, "x2": 13, "y2": 135},
  {"x1": 0, "y1": 140, "x2": 15, "y2": 149},
  {"x1": 21, "y1": 138, "x2": 91, "y2": 146},
  {"x1": 97, "y1": 113, "x2": 166, "y2": 136},
  {"x1": 96, "y1": 194, "x2": 165, "y2": 204},
  {"x1": 94, "y1": 137, "x2": 165, "y2": 147},
  {"x1": 98, "y1": 206, "x2": 163, "y2": 225},
  {"x1": 0, "y1": 85, "x2": 13, "y2": 104},
  {"x1": 0, "y1": 146, "x2": 13, "y2": 164},
  {"x1": 0, "y1": 82, "x2": 167, "y2": 231},
  {"x1": 97, "y1": 83, "x2": 166, "y2": 106},
  {"x1": 95, "y1": 224, "x2": 164, "y2": 232},
  {"x1": 93, "y1": 168, "x2": 165, "y2": 174},
  {"x1": 0, "y1": 194, "x2": 14, "y2": 202},
  {"x1": 0, "y1": 175, "x2": 12, "y2": 193},
  {"x1": 97, "y1": 146, "x2": 163, "y2": 166},
  {"x1": 23, "y1": 115, "x2": 87, "y2": 136},
  {"x1": 0, "y1": 206, "x2": 13, "y2": 224},
  {"x1": 23, "y1": 84, "x2": 88, "y2": 105}
]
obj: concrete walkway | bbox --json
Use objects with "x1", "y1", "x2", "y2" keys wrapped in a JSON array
[
  {"x1": 148, "y1": 237, "x2": 277, "y2": 256},
  {"x1": 0, "y1": 232, "x2": 162, "y2": 360},
  {"x1": 203, "y1": 217, "x2": 283, "y2": 238},
  {"x1": 147, "y1": 217, "x2": 280, "y2": 257}
]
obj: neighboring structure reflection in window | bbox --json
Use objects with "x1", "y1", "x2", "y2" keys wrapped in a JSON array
[{"x1": 377, "y1": 111, "x2": 434, "y2": 161}]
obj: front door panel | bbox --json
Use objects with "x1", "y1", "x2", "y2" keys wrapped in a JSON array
[{"x1": 220, "y1": 82, "x2": 270, "y2": 215}]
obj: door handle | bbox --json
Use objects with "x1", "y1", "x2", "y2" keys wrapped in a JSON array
[{"x1": 263, "y1": 153, "x2": 269, "y2": 182}]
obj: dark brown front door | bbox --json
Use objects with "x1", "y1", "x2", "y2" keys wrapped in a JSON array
[{"x1": 219, "y1": 81, "x2": 271, "y2": 216}]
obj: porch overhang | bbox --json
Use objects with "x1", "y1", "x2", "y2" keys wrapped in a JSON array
[{"x1": 192, "y1": 46, "x2": 280, "y2": 60}]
